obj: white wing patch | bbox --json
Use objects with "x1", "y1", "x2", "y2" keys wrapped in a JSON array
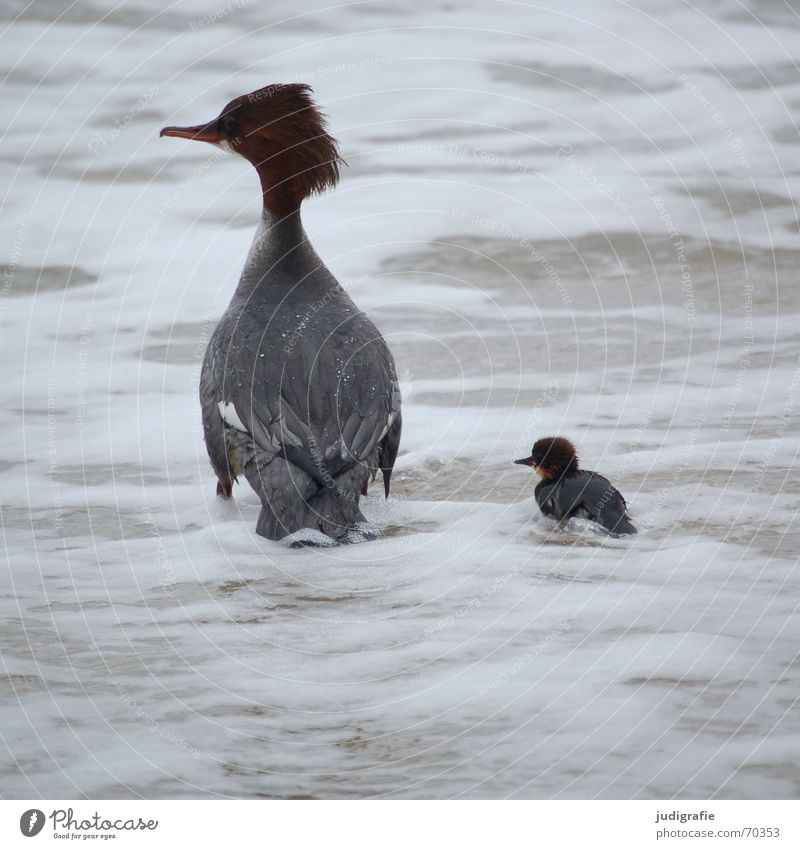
[
  {"x1": 218, "y1": 401, "x2": 248, "y2": 433},
  {"x1": 378, "y1": 412, "x2": 397, "y2": 441}
]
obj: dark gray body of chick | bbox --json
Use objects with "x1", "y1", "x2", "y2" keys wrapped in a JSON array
[
  {"x1": 200, "y1": 211, "x2": 401, "y2": 541},
  {"x1": 534, "y1": 470, "x2": 636, "y2": 536}
]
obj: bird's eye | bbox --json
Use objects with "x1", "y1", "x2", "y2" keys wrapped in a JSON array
[{"x1": 220, "y1": 114, "x2": 238, "y2": 134}]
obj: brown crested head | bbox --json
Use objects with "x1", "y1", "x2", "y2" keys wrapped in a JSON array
[
  {"x1": 160, "y1": 83, "x2": 343, "y2": 216},
  {"x1": 514, "y1": 436, "x2": 579, "y2": 479}
]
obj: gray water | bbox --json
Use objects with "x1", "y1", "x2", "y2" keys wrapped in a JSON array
[{"x1": 1, "y1": 0, "x2": 799, "y2": 799}]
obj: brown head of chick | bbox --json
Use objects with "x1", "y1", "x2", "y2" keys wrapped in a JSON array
[{"x1": 515, "y1": 436, "x2": 636, "y2": 536}]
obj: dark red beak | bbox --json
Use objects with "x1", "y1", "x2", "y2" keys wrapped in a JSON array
[{"x1": 160, "y1": 120, "x2": 222, "y2": 144}]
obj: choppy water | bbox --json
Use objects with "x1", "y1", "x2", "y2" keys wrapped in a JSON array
[{"x1": 2, "y1": 0, "x2": 799, "y2": 799}]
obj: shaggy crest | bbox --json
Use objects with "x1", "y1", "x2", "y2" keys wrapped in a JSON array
[
  {"x1": 161, "y1": 83, "x2": 343, "y2": 215},
  {"x1": 530, "y1": 436, "x2": 580, "y2": 476}
]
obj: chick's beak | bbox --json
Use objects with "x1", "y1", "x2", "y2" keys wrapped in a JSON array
[
  {"x1": 160, "y1": 119, "x2": 222, "y2": 144},
  {"x1": 514, "y1": 456, "x2": 535, "y2": 466}
]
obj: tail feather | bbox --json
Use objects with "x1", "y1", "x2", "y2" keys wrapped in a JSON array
[
  {"x1": 379, "y1": 412, "x2": 402, "y2": 498},
  {"x1": 608, "y1": 514, "x2": 637, "y2": 536},
  {"x1": 256, "y1": 490, "x2": 366, "y2": 541},
  {"x1": 248, "y1": 457, "x2": 368, "y2": 542}
]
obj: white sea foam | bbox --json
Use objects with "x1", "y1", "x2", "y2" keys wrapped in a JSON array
[{"x1": 1, "y1": 0, "x2": 798, "y2": 799}]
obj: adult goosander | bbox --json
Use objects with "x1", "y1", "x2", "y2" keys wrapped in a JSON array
[
  {"x1": 161, "y1": 84, "x2": 401, "y2": 542},
  {"x1": 515, "y1": 437, "x2": 636, "y2": 536}
]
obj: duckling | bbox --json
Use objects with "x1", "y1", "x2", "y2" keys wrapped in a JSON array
[{"x1": 515, "y1": 437, "x2": 636, "y2": 536}]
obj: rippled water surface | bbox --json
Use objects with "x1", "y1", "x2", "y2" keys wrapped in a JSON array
[{"x1": 2, "y1": 0, "x2": 799, "y2": 799}]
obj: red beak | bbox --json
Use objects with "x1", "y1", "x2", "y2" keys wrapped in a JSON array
[{"x1": 160, "y1": 120, "x2": 222, "y2": 144}]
